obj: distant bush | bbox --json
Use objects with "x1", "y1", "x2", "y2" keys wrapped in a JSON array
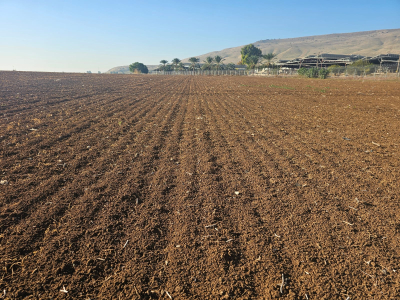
[
  {"x1": 298, "y1": 67, "x2": 330, "y2": 79},
  {"x1": 318, "y1": 68, "x2": 330, "y2": 79},
  {"x1": 201, "y1": 64, "x2": 212, "y2": 70},
  {"x1": 351, "y1": 59, "x2": 372, "y2": 67},
  {"x1": 226, "y1": 63, "x2": 236, "y2": 70},
  {"x1": 156, "y1": 65, "x2": 174, "y2": 72},
  {"x1": 327, "y1": 65, "x2": 341, "y2": 71},
  {"x1": 348, "y1": 60, "x2": 375, "y2": 75},
  {"x1": 129, "y1": 62, "x2": 149, "y2": 74},
  {"x1": 297, "y1": 67, "x2": 308, "y2": 77},
  {"x1": 327, "y1": 60, "x2": 376, "y2": 76}
]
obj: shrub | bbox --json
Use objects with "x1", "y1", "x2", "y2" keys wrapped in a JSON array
[
  {"x1": 298, "y1": 67, "x2": 330, "y2": 79},
  {"x1": 319, "y1": 68, "x2": 330, "y2": 79},
  {"x1": 226, "y1": 63, "x2": 236, "y2": 70},
  {"x1": 297, "y1": 67, "x2": 308, "y2": 76},
  {"x1": 348, "y1": 59, "x2": 375, "y2": 75},
  {"x1": 129, "y1": 62, "x2": 149, "y2": 74}
]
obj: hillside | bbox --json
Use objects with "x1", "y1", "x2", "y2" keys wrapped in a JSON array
[
  {"x1": 182, "y1": 29, "x2": 400, "y2": 64},
  {"x1": 106, "y1": 29, "x2": 400, "y2": 72}
]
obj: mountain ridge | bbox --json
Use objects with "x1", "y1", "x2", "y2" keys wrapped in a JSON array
[
  {"x1": 186, "y1": 29, "x2": 400, "y2": 64},
  {"x1": 106, "y1": 29, "x2": 400, "y2": 73}
]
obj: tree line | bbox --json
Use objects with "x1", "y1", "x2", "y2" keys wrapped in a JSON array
[
  {"x1": 155, "y1": 56, "x2": 237, "y2": 72},
  {"x1": 128, "y1": 44, "x2": 277, "y2": 73}
]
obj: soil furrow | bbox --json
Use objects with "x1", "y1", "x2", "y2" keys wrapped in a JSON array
[{"x1": 1, "y1": 73, "x2": 400, "y2": 299}]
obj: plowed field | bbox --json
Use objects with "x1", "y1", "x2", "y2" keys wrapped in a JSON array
[{"x1": 1, "y1": 72, "x2": 400, "y2": 299}]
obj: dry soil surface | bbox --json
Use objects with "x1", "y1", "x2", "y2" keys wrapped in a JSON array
[{"x1": 1, "y1": 72, "x2": 400, "y2": 299}]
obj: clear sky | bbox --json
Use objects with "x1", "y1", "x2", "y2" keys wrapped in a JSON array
[{"x1": 0, "y1": 0, "x2": 399, "y2": 73}]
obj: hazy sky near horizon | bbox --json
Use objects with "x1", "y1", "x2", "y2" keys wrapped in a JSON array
[{"x1": 1, "y1": 0, "x2": 399, "y2": 73}]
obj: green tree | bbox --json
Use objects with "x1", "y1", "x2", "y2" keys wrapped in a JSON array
[
  {"x1": 241, "y1": 44, "x2": 262, "y2": 65},
  {"x1": 172, "y1": 58, "x2": 181, "y2": 70},
  {"x1": 160, "y1": 60, "x2": 168, "y2": 68},
  {"x1": 129, "y1": 62, "x2": 149, "y2": 74},
  {"x1": 351, "y1": 59, "x2": 372, "y2": 67},
  {"x1": 177, "y1": 62, "x2": 185, "y2": 70},
  {"x1": 204, "y1": 56, "x2": 214, "y2": 64},
  {"x1": 226, "y1": 63, "x2": 236, "y2": 70},
  {"x1": 298, "y1": 67, "x2": 330, "y2": 79},
  {"x1": 262, "y1": 53, "x2": 276, "y2": 67},
  {"x1": 214, "y1": 55, "x2": 224, "y2": 70},
  {"x1": 347, "y1": 59, "x2": 375, "y2": 75},
  {"x1": 157, "y1": 65, "x2": 174, "y2": 72},
  {"x1": 189, "y1": 57, "x2": 200, "y2": 70},
  {"x1": 203, "y1": 56, "x2": 214, "y2": 69},
  {"x1": 202, "y1": 57, "x2": 214, "y2": 70},
  {"x1": 247, "y1": 56, "x2": 260, "y2": 69}
]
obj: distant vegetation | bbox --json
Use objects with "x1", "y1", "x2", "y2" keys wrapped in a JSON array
[
  {"x1": 189, "y1": 57, "x2": 200, "y2": 70},
  {"x1": 347, "y1": 59, "x2": 375, "y2": 74},
  {"x1": 298, "y1": 67, "x2": 330, "y2": 79},
  {"x1": 240, "y1": 44, "x2": 262, "y2": 65},
  {"x1": 154, "y1": 56, "x2": 238, "y2": 71},
  {"x1": 127, "y1": 45, "x2": 277, "y2": 73},
  {"x1": 129, "y1": 62, "x2": 149, "y2": 74},
  {"x1": 240, "y1": 44, "x2": 276, "y2": 70},
  {"x1": 149, "y1": 44, "x2": 278, "y2": 72},
  {"x1": 326, "y1": 59, "x2": 376, "y2": 76}
]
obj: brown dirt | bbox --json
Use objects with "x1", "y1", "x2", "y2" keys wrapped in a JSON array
[{"x1": 1, "y1": 72, "x2": 400, "y2": 299}]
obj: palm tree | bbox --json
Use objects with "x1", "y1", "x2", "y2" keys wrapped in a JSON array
[
  {"x1": 160, "y1": 60, "x2": 168, "y2": 69},
  {"x1": 262, "y1": 53, "x2": 276, "y2": 67},
  {"x1": 188, "y1": 57, "x2": 200, "y2": 70},
  {"x1": 205, "y1": 56, "x2": 214, "y2": 65},
  {"x1": 177, "y1": 62, "x2": 185, "y2": 71},
  {"x1": 202, "y1": 56, "x2": 214, "y2": 70},
  {"x1": 214, "y1": 55, "x2": 225, "y2": 70},
  {"x1": 172, "y1": 58, "x2": 181, "y2": 70}
]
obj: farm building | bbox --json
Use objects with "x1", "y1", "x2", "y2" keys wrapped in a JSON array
[
  {"x1": 275, "y1": 53, "x2": 365, "y2": 68},
  {"x1": 275, "y1": 53, "x2": 400, "y2": 71},
  {"x1": 363, "y1": 53, "x2": 400, "y2": 70}
]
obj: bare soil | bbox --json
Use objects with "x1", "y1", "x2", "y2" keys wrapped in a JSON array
[{"x1": 1, "y1": 72, "x2": 400, "y2": 299}]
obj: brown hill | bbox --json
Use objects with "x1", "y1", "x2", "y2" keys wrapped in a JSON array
[
  {"x1": 182, "y1": 29, "x2": 400, "y2": 64},
  {"x1": 106, "y1": 29, "x2": 400, "y2": 73}
]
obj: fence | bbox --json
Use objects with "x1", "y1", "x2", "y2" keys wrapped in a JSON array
[
  {"x1": 151, "y1": 70, "x2": 250, "y2": 76},
  {"x1": 328, "y1": 65, "x2": 400, "y2": 78},
  {"x1": 149, "y1": 68, "x2": 297, "y2": 76},
  {"x1": 149, "y1": 65, "x2": 400, "y2": 78}
]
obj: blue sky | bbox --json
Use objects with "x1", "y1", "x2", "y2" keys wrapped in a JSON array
[{"x1": 0, "y1": 0, "x2": 399, "y2": 72}]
